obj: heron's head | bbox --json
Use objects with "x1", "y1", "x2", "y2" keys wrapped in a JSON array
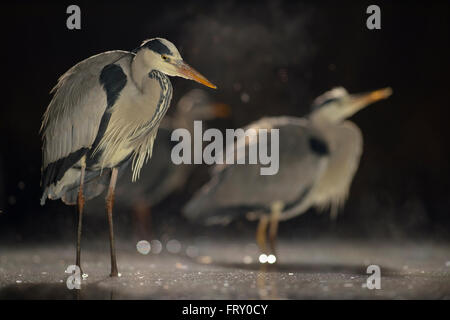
[
  {"x1": 134, "y1": 38, "x2": 216, "y2": 89},
  {"x1": 176, "y1": 89, "x2": 230, "y2": 120},
  {"x1": 311, "y1": 87, "x2": 392, "y2": 123}
]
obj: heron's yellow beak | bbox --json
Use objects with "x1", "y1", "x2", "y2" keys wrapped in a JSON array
[
  {"x1": 345, "y1": 87, "x2": 392, "y2": 117},
  {"x1": 363, "y1": 87, "x2": 393, "y2": 104},
  {"x1": 176, "y1": 61, "x2": 217, "y2": 89},
  {"x1": 350, "y1": 87, "x2": 392, "y2": 113}
]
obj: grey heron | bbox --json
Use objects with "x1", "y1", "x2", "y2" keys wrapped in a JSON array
[
  {"x1": 183, "y1": 87, "x2": 392, "y2": 261},
  {"x1": 40, "y1": 38, "x2": 216, "y2": 276},
  {"x1": 88, "y1": 89, "x2": 230, "y2": 239}
]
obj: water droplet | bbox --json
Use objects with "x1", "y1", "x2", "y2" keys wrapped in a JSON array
[
  {"x1": 150, "y1": 240, "x2": 162, "y2": 254},
  {"x1": 240, "y1": 92, "x2": 250, "y2": 103},
  {"x1": 259, "y1": 254, "x2": 268, "y2": 264},
  {"x1": 136, "y1": 240, "x2": 151, "y2": 255},
  {"x1": 267, "y1": 254, "x2": 277, "y2": 264},
  {"x1": 243, "y1": 256, "x2": 253, "y2": 264},
  {"x1": 166, "y1": 239, "x2": 181, "y2": 254},
  {"x1": 186, "y1": 245, "x2": 199, "y2": 258}
]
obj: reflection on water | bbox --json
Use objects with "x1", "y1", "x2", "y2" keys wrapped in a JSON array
[
  {"x1": 0, "y1": 283, "x2": 117, "y2": 300},
  {"x1": 256, "y1": 264, "x2": 278, "y2": 299}
]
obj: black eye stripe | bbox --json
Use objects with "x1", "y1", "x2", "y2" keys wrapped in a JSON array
[
  {"x1": 322, "y1": 98, "x2": 338, "y2": 105},
  {"x1": 144, "y1": 39, "x2": 172, "y2": 55},
  {"x1": 313, "y1": 97, "x2": 339, "y2": 110}
]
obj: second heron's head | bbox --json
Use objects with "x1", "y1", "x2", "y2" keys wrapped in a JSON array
[
  {"x1": 311, "y1": 87, "x2": 392, "y2": 123},
  {"x1": 134, "y1": 38, "x2": 216, "y2": 89},
  {"x1": 176, "y1": 89, "x2": 230, "y2": 120}
]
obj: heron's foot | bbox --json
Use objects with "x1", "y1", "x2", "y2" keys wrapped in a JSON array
[
  {"x1": 110, "y1": 269, "x2": 119, "y2": 277},
  {"x1": 75, "y1": 264, "x2": 88, "y2": 279},
  {"x1": 109, "y1": 260, "x2": 120, "y2": 277}
]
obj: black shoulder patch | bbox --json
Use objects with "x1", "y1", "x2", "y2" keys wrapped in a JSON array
[
  {"x1": 87, "y1": 64, "x2": 127, "y2": 166},
  {"x1": 99, "y1": 64, "x2": 127, "y2": 108},
  {"x1": 41, "y1": 147, "x2": 89, "y2": 188},
  {"x1": 143, "y1": 39, "x2": 172, "y2": 55},
  {"x1": 309, "y1": 136, "x2": 329, "y2": 156}
]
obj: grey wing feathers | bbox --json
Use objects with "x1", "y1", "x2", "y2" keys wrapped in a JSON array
[
  {"x1": 314, "y1": 120, "x2": 362, "y2": 218},
  {"x1": 213, "y1": 116, "x2": 306, "y2": 174},
  {"x1": 339, "y1": 121, "x2": 363, "y2": 176},
  {"x1": 184, "y1": 116, "x2": 329, "y2": 224},
  {"x1": 41, "y1": 50, "x2": 131, "y2": 169}
]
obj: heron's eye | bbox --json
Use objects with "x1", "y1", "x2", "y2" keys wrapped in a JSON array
[{"x1": 162, "y1": 55, "x2": 169, "y2": 61}]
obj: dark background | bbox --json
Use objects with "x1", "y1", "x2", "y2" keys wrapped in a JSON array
[{"x1": 0, "y1": 0, "x2": 449, "y2": 244}]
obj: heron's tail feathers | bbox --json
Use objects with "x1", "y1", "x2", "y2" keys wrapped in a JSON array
[
  {"x1": 61, "y1": 169, "x2": 112, "y2": 205},
  {"x1": 40, "y1": 168, "x2": 111, "y2": 205}
]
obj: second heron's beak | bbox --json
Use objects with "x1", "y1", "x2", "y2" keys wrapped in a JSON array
[
  {"x1": 176, "y1": 61, "x2": 217, "y2": 89},
  {"x1": 355, "y1": 87, "x2": 393, "y2": 107},
  {"x1": 348, "y1": 87, "x2": 393, "y2": 115},
  {"x1": 365, "y1": 87, "x2": 393, "y2": 103}
]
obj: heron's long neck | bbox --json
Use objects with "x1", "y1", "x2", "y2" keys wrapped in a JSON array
[
  {"x1": 309, "y1": 109, "x2": 343, "y2": 127},
  {"x1": 309, "y1": 111, "x2": 344, "y2": 143},
  {"x1": 131, "y1": 55, "x2": 154, "y2": 91}
]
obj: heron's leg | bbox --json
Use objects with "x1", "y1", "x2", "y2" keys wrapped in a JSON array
[
  {"x1": 256, "y1": 215, "x2": 269, "y2": 255},
  {"x1": 76, "y1": 157, "x2": 86, "y2": 274},
  {"x1": 269, "y1": 201, "x2": 284, "y2": 258},
  {"x1": 105, "y1": 168, "x2": 119, "y2": 277}
]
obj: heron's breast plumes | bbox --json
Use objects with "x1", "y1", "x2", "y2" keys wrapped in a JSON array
[{"x1": 93, "y1": 70, "x2": 173, "y2": 181}]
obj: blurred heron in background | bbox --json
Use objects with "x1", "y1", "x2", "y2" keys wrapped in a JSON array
[
  {"x1": 184, "y1": 87, "x2": 392, "y2": 262},
  {"x1": 40, "y1": 38, "x2": 216, "y2": 276},
  {"x1": 89, "y1": 89, "x2": 230, "y2": 239}
]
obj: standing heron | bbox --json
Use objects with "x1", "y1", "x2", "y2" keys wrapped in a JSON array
[
  {"x1": 183, "y1": 87, "x2": 392, "y2": 262},
  {"x1": 40, "y1": 38, "x2": 216, "y2": 276},
  {"x1": 88, "y1": 89, "x2": 230, "y2": 240}
]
